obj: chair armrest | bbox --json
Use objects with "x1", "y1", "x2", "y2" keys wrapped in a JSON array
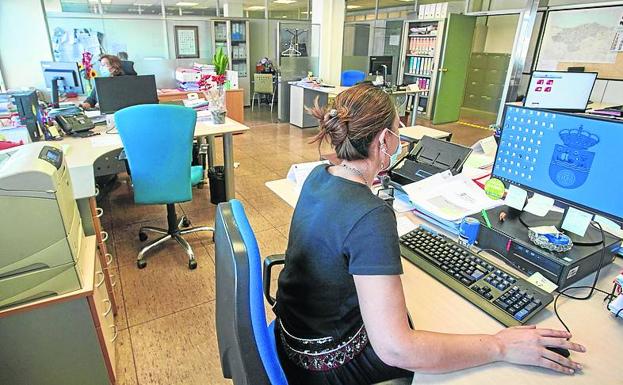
[{"x1": 263, "y1": 254, "x2": 285, "y2": 306}]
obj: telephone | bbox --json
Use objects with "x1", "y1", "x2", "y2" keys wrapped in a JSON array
[{"x1": 55, "y1": 113, "x2": 95, "y2": 134}]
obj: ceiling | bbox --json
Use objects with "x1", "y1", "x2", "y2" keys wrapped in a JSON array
[{"x1": 60, "y1": 0, "x2": 309, "y2": 11}]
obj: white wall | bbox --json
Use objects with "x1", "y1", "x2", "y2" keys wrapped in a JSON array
[
  {"x1": 483, "y1": 15, "x2": 518, "y2": 54},
  {"x1": 313, "y1": 0, "x2": 345, "y2": 85},
  {"x1": 0, "y1": 0, "x2": 53, "y2": 89}
]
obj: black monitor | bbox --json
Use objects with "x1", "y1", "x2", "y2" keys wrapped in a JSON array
[
  {"x1": 369, "y1": 56, "x2": 393, "y2": 76},
  {"x1": 95, "y1": 75, "x2": 158, "y2": 114},
  {"x1": 524, "y1": 71, "x2": 597, "y2": 112},
  {"x1": 494, "y1": 104, "x2": 623, "y2": 223},
  {"x1": 41, "y1": 61, "x2": 84, "y2": 107}
]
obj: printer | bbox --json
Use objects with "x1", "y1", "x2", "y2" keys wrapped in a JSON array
[{"x1": 0, "y1": 143, "x2": 85, "y2": 308}]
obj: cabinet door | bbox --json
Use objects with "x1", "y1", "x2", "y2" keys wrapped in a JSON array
[{"x1": 432, "y1": 14, "x2": 476, "y2": 124}]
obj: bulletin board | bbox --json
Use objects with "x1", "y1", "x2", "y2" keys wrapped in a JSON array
[
  {"x1": 536, "y1": 6, "x2": 623, "y2": 80},
  {"x1": 174, "y1": 25, "x2": 200, "y2": 59}
]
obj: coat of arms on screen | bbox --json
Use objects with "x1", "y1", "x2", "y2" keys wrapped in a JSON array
[{"x1": 549, "y1": 125, "x2": 599, "y2": 189}]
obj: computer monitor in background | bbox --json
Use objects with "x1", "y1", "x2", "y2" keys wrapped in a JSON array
[
  {"x1": 524, "y1": 71, "x2": 597, "y2": 112},
  {"x1": 494, "y1": 105, "x2": 623, "y2": 223},
  {"x1": 41, "y1": 61, "x2": 84, "y2": 107},
  {"x1": 369, "y1": 56, "x2": 393, "y2": 76},
  {"x1": 95, "y1": 75, "x2": 158, "y2": 114}
]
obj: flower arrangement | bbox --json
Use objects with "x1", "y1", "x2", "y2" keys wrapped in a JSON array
[
  {"x1": 79, "y1": 51, "x2": 95, "y2": 92},
  {"x1": 198, "y1": 48, "x2": 229, "y2": 123}
]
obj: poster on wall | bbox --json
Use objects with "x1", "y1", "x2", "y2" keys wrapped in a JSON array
[
  {"x1": 611, "y1": 13, "x2": 623, "y2": 52},
  {"x1": 51, "y1": 27, "x2": 104, "y2": 62},
  {"x1": 174, "y1": 26, "x2": 199, "y2": 59}
]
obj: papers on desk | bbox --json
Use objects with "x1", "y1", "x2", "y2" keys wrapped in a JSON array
[
  {"x1": 89, "y1": 135, "x2": 122, "y2": 148},
  {"x1": 463, "y1": 152, "x2": 494, "y2": 169},
  {"x1": 197, "y1": 110, "x2": 213, "y2": 122},
  {"x1": 402, "y1": 171, "x2": 502, "y2": 222},
  {"x1": 397, "y1": 217, "x2": 418, "y2": 236},
  {"x1": 84, "y1": 109, "x2": 102, "y2": 118},
  {"x1": 286, "y1": 161, "x2": 329, "y2": 192},
  {"x1": 472, "y1": 135, "x2": 498, "y2": 156}
]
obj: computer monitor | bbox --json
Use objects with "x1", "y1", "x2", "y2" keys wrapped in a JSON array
[
  {"x1": 95, "y1": 75, "x2": 158, "y2": 114},
  {"x1": 524, "y1": 71, "x2": 597, "y2": 112},
  {"x1": 493, "y1": 105, "x2": 623, "y2": 223},
  {"x1": 369, "y1": 56, "x2": 393, "y2": 76},
  {"x1": 41, "y1": 61, "x2": 84, "y2": 107}
]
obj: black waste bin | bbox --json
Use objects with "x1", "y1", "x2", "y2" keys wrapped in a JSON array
[{"x1": 208, "y1": 166, "x2": 227, "y2": 204}]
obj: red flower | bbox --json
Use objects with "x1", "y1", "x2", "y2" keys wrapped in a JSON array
[{"x1": 198, "y1": 73, "x2": 226, "y2": 90}]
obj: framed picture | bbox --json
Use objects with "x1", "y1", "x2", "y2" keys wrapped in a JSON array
[{"x1": 174, "y1": 25, "x2": 199, "y2": 59}]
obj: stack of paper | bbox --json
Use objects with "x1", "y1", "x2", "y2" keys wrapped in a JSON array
[{"x1": 402, "y1": 171, "x2": 502, "y2": 222}]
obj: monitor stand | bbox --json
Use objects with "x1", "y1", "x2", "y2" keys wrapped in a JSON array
[{"x1": 507, "y1": 208, "x2": 602, "y2": 245}]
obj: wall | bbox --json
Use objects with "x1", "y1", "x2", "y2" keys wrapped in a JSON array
[
  {"x1": 0, "y1": 0, "x2": 53, "y2": 89},
  {"x1": 313, "y1": 0, "x2": 345, "y2": 85},
  {"x1": 483, "y1": 15, "x2": 518, "y2": 54}
]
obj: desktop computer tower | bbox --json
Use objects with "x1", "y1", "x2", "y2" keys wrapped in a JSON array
[
  {"x1": 470, "y1": 206, "x2": 621, "y2": 289},
  {"x1": 12, "y1": 90, "x2": 42, "y2": 142}
]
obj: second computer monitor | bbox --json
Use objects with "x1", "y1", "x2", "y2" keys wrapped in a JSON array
[
  {"x1": 41, "y1": 61, "x2": 84, "y2": 94},
  {"x1": 524, "y1": 71, "x2": 597, "y2": 112},
  {"x1": 369, "y1": 56, "x2": 393, "y2": 76},
  {"x1": 95, "y1": 75, "x2": 158, "y2": 114}
]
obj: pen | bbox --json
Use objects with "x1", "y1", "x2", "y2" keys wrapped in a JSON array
[{"x1": 481, "y1": 209, "x2": 492, "y2": 229}]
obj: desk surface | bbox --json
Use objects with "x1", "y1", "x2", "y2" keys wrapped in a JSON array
[
  {"x1": 400, "y1": 125, "x2": 451, "y2": 140},
  {"x1": 47, "y1": 117, "x2": 249, "y2": 199},
  {"x1": 264, "y1": 177, "x2": 623, "y2": 385}
]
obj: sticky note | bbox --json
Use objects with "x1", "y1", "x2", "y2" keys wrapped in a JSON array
[
  {"x1": 528, "y1": 272, "x2": 558, "y2": 293},
  {"x1": 523, "y1": 193, "x2": 554, "y2": 217},
  {"x1": 505, "y1": 185, "x2": 527, "y2": 210},
  {"x1": 593, "y1": 215, "x2": 622, "y2": 234},
  {"x1": 561, "y1": 207, "x2": 593, "y2": 237},
  {"x1": 480, "y1": 136, "x2": 498, "y2": 156}
]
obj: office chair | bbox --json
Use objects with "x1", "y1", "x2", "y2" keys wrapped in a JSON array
[
  {"x1": 341, "y1": 70, "x2": 366, "y2": 86},
  {"x1": 214, "y1": 199, "x2": 288, "y2": 385},
  {"x1": 115, "y1": 104, "x2": 213, "y2": 270},
  {"x1": 214, "y1": 200, "x2": 413, "y2": 385},
  {"x1": 252, "y1": 73, "x2": 276, "y2": 113}
]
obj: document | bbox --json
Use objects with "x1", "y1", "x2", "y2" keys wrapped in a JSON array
[
  {"x1": 528, "y1": 272, "x2": 558, "y2": 293},
  {"x1": 505, "y1": 185, "x2": 527, "y2": 210},
  {"x1": 523, "y1": 193, "x2": 554, "y2": 217},
  {"x1": 561, "y1": 207, "x2": 593, "y2": 237},
  {"x1": 396, "y1": 217, "x2": 417, "y2": 236},
  {"x1": 471, "y1": 135, "x2": 498, "y2": 156}
]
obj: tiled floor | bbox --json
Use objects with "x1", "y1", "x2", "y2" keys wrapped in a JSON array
[{"x1": 102, "y1": 107, "x2": 492, "y2": 385}]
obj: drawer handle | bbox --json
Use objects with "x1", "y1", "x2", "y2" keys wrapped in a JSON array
[
  {"x1": 110, "y1": 272, "x2": 117, "y2": 288},
  {"x1": 96, "y1": 207, "x2": 104, "y2": 218},
  {"x1": 95, "y1": 187, "x2": 100, "y2": 197},
  {"x1": 110, "y1": 324, "x2": 118, "y2": 343},
  {"x1": 103, "y1": 299, "x2": 112, "y2": 317},
  {"x1": 96, "y1": 271, "x2": 106, "y2": 288},
  {"x1": 105, "y1": 253, "x2": 113, "y2": 266},
  {"x1": 100, "y1": 231, "x2": 108, "y2": 242}
]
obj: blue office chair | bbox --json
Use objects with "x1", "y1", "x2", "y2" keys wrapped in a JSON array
[
  {"x1": 115, "y1": 104, "x2": 213, "y2": 270},
  {"x1": 214, "y1": 199, "x2": 288, "y2": 385},
  {"x1": 341, "y1": 70, "x2": 366, "y2": 86}
]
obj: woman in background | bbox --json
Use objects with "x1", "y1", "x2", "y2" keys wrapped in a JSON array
[{"x1": 81, "y1": 54, "x2": 125, "y2": 109}]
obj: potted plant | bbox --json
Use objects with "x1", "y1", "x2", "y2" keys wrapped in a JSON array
[{"x1": 199, "y1": 48, "x2": 229, "y2": 124}]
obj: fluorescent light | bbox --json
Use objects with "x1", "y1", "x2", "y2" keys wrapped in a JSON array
[
  {"x1": 175, "y1": 2, "x2": 199, "y2": 6},
  {"x1": 134, "y1": 2, "x2": 153, "y2": 6},
  {"x1": 346, "y1": 5, "x2": 361, "y2": 9},
  {"x1": 274, "y1": 0, "x2": 296, "y2": 3},
  {"x1": 88, "y1": 0, "x2": 112, "y2": 4},
  {"x1": 247, "y1": 5, "x2": 265, "y2": 10}
]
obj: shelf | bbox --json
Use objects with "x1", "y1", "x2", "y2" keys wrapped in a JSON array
[
  {"x1": 231, "y1": 40, "x2": 247, "y2": 43},
  {"x1": 232, "y1": 58, "x2": 247, "y2": 61},
  {"x1": 408, "y1": 34, "x2": 437, "y2": 38},
  {"x1": 404, "y1": 73, "x2": 432, "y2": 78},
  {"x1": 407, "y1": 54, "x2": 434, "y2": 58}
]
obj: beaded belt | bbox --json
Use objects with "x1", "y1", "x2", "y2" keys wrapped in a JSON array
[{"x1": 277, "y1": 319, "x2": 369, "y2": 372}]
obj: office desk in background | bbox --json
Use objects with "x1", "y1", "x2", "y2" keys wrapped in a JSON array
[
  {"x1": 157, "y1": 88, "x2": 245, "y2": 123},
  {"x1": 264, "y1": 177, "x2": 623, "y2": 385}
]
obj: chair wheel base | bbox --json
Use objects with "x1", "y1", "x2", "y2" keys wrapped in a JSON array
[
  {"x1": 138, "y1": 232, "x2": 148, "y2": 242},
  {"x1": 189, "y1": 260, "x2": 197, "y2": 270},
  {"x1": 181, "y1": 217, "x2": 191, "y2": 228},
  {"x1": 137, "y1": 259, "x2": 147, "y2": 269}
]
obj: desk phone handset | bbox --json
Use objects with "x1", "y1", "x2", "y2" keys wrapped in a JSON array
[{"x1": 55, "y1": 114, "x2": 95, "y2": 135}]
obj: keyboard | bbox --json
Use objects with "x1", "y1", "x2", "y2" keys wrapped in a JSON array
[{"x1": 399, "y1": 227, "x2": 554, "y2": 326}]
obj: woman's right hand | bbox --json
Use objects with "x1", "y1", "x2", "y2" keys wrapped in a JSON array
[{"x1": 494, "y1": 325, "x2": 585, "y2": 374}]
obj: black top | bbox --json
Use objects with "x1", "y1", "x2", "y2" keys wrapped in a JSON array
[{"x1": 274, "y1": 165, "x2": 403, "y2": 342}]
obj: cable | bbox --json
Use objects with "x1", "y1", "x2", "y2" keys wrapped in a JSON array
[{"x1": 517, "y1": 211, "x2": 602, "y2": 246}]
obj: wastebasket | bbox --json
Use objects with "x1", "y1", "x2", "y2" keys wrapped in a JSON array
[{"x1": 208, "y1": 166, "x2": 227, "y2": 204}]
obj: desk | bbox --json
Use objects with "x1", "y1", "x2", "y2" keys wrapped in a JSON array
[
  {"x1": 400, "y1": 125, "x2": 452, "y2": 152},
  {"x1": 49, "y1": 117, "x2": 249, "y2": 201},
  {"x1": 264, "y1": 177, "x2": 623, "y2": 385},
  {"x1": 157, "y1": 89, "x2": 245, "y2": 123}
]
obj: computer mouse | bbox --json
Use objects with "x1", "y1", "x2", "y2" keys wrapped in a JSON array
[{"x1": 546, "y1": 346, "x2": 571, "y2": 358}]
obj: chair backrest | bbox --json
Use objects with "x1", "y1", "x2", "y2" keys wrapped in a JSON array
[
  {"x1": 341, "y1": 70, "x2": 366, "y2": 86},
  {"x1": 214, "y1": 200, "x2": 288, "y2": 385},
  {"x1": 115, "y1": 104, "x2": 196, "y2": 205},
  {"x1": 254, "y1": 73, "x2": 275, "y2": 94}
]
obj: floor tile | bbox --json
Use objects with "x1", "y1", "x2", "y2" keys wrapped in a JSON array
[
  {"x1": 115, "y1": 329, "x2": 138, "y2": 385},
  {"x1": 243, "y1": 193, "x2": 295, "y2": 228},
  {"x1": 130, "y1": 302, "x2": 231, "y2": 385}
]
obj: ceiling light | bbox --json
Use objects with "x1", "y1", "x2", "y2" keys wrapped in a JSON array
[
  {"x1": 88, "y1": 0, "x2": 112, "y2": 4},
  {"x1": 247, "y1": 5, "x2": 265, "y2": 10},
  {"x1": 346, "y1": 5, "x2": 361, "y2": 9},
  {"x1": 175, "y1": 1, "x2": 199, "y2": 6},
  {"x1": 274, "y1": 0, "x2": 296, "y2": 4},
  {"x1": 134, "y1": 2, "x2": 153, "y2": 6}
]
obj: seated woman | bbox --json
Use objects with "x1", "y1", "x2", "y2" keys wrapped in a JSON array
[
  {"x1": 273, "y1": 83, "x2": 585, "y2": 385},
  {"x1": 81, "y1": 54, "x2": 126, "y2": 109}
]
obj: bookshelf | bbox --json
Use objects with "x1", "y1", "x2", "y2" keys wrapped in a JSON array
[{"x1": 211, "y1": 20, "x2": 251, "y2": 106}]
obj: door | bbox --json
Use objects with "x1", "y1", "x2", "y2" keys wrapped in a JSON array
[{"x1": 432, "y1": 14, "x2": 476, "y2": 125}]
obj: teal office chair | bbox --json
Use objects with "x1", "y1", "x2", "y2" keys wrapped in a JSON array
[{"x1": 115, "y1": 104, "x2": 213, "y2": 269}]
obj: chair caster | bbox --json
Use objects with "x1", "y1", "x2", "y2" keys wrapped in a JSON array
[
  {"x1": 137, "y1": 259, "x2": 147, "y2": 269},
  {"x1": 138, "y1": 232, "x2": 148, "y2": 242},
  {"x1": 181, "y1": 217, "x2": 191, "y2": 228},
  {"x1": 189, "y1": 259, "x2": 197, "y2": 270}
]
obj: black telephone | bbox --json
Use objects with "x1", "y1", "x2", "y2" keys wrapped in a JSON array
[{"x1": 55, "y1": 113, "x2": 95, "y2": 134}]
